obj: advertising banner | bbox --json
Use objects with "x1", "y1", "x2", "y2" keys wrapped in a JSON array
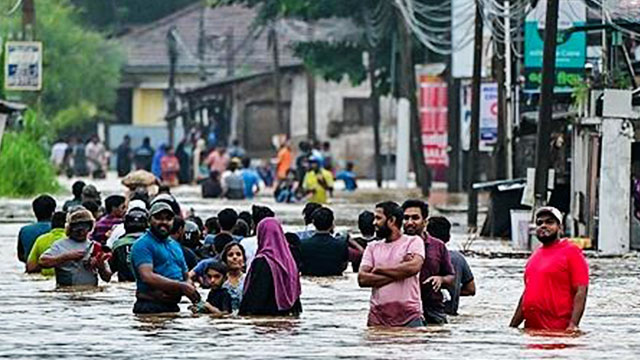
[{"x1": 419, "y1": 75, "x2": 449, "y2": 168}]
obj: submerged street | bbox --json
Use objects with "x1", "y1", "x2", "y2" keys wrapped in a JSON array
[{"x1": 1, "y1": 176, "x2": 640, "y2": 359}]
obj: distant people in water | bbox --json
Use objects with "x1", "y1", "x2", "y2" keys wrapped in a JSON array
[{"x1": 335, "y1": 162, "x2": 358, "y2": 192}]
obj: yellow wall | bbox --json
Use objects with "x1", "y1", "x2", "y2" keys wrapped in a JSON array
[{"x1": 132, "y1": 89, "x2": 166, "y2": 126}]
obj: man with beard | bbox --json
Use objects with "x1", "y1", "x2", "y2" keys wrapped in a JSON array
[
  {"x1": 402, "y1": 199, "x2": 454, "y2": 325},
  {"x1": 358, "y1": 201, "x2": 425, "y2": 327},
  {"x1": 130, "y1": 202, "x2": 201, "y2": 314},
  {"x1": 510, "y1": 207, "x2": 589, "y2": 331},
  {"x1": 39, "y1": 208, "x2": 112, "y2": 287}
]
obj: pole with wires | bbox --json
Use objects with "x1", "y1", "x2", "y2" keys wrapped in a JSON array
[
  {"x1": 468, "y1": 0, "x2": 483, "y2": 228},
  {"x1": 533, "y1": 0, "x2": 560, "y2": 208}
]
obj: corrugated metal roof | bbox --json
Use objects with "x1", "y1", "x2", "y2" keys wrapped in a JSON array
[{"x1": 117, "y1": 3, "x2": 301, "y2": 75}]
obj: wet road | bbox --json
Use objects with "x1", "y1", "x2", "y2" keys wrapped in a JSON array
[{"x1": 2, "y1": 180, "x2": 640, "y2": 358}]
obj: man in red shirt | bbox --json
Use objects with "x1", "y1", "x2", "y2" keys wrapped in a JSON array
[{"x1": 509, "y1": 206, "x2": 589, "y2": 331}]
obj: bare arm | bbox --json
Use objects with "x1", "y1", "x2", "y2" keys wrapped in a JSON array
[
  {"x1": 567, "y1": 285, "x2": 588, "y2": 330},
  {"x1": 358, "y1": 265, "x2": 395, "y2": 288},
  {"x1": 460, "y1": 279, "x2": 476, "y2": 296},
  {"x1": 39, "y1": 250, "x2": 84, "y2": 269},
  {"x1": 138, "y1": 265, "x2": 184, "y2": 295},
  {"x1": 509, "y1": 294, "x2": 525, "y2": 328},
  {"x1": 26, "y1": 259, "x2": 41, "y2": 273},
  {"x1": 96, "y1": 256, "x2": 112, "y2": 283},
  {"x1": 373, "y1": 254, "x2": 424, "y2": 281}
]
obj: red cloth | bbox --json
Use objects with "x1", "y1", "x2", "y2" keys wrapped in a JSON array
[
  {"x1": 161, "y1": 155, "x2": 180, "y2": 185},
  {"x1": 522, "y1": 239, "x2": 589, "y2": 330}
]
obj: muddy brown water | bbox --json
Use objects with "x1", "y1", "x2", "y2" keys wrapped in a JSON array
[{"x1": 2, "y1": 182, "x2": 640, "y2": 359}]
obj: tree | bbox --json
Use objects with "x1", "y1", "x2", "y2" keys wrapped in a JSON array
[
  {"x1": 218, "y1": 0, "x2": 433, "y2": 194},
  {"x1": 0, "y1": 0, "x2": 123, "y2": 136}
]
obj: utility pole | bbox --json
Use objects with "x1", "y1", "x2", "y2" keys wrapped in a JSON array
[
  {"x1": 397, "y1": 14, "x2": 431, "y2": 197},
  {"x1": 493, "y1": 0, "x2": 507, "y2": 180},
  {"x1": 367, "y1": 51, "x2": 383, "y2": 188},
  {"x1": 270, "y1": 24, "x2": 285, "y2": 135},
  {"x1": 306, "y1": 25, "x2": 316, "y2": 142},
  {"x1": 504, "y1": 0, "x2": 513, "y2": 179},
  {"x1": 197, "y1": 8, "x2": 207, "y2": 82},
  {"x1": 468, "y1": 0, "x2": 483, "y2": 228},
  {"x1": 166, "y1": 27, "x2": 179, "y2": 148},
  {"x1": 306, "y1": 70, "x2": 316, "y2": 141},
  {"x1": 533, "y1": 0, "x2": 560, "y2": 207},
  {"x1": 226, "y1": 27, "x2": 235, "y2": 77},
  {"x1": 22, "y1": 0, "x2": 36, "y2": 40}
]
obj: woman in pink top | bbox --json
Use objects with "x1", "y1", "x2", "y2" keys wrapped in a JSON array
[{"x1": 358, "y1": 201, "x2": 425, "y2": 327}]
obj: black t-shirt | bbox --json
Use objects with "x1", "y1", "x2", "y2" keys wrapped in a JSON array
[
  {"x1": 181, "y1": 246, "x2": 200, "y2": 271},
  {"x1": 201, "y1": 178, "x2": 223, "y2": 198},
  {"x1": 299, "y1": 233, "x2": 348, "y2": 276},
  {"x1": 206, "y1": 287, "x2": 233, "y2": 313}
]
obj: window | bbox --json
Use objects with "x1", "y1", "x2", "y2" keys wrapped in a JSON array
[{"x1": 343, "y1": 97, "x2": 373, "y2": 127}]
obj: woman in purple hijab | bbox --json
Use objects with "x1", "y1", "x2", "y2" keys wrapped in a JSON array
[{"x1": 239, "y1": 218, "x2": 302, "y2": 316}]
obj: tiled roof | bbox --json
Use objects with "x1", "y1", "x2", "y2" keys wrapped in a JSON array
[{"x1": 118, "y1": 3, "x2": 300, "y2": 75}]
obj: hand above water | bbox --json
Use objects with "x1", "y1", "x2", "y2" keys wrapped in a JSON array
[
  {"x1": 424, "y1": 276, "x2": 444, "y2": 292},
  {"x1": 65, "y1": 249, "x2": 87, "y2": 262},
  {"x1": 566, "y1": 323, "x2": 580, "y2": 333},
  {"x1": 180, "y1": 282, "x2": 201, "y2": 304}
]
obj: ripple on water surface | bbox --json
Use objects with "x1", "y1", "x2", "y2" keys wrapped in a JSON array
[{"x1": 2, "y1": 200, "x2": 640, "y2": 358}]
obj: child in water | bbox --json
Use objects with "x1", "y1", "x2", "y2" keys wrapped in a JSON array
[{"x1": 191, "y1": 260, "x2": 232, "y2": 316}]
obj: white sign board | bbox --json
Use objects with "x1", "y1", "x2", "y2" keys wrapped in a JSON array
[
  {"x1": 4, "y1": 41, "x2": 42, "y2": 91},
  {"x1": 460, "y1": 82, "x2": 498, "y2": 152}
]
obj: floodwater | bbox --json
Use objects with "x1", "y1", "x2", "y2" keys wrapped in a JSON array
[{"x1": 2, "y1": 178, "x2": 640, "y2": 359}]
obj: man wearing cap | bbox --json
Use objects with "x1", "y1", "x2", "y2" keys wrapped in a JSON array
[
  {"x1": 302, "y1": 156, "x2": 334, "y2": 204},
  {"x1": 39, "y1": 208, "x2": 112, "y2": 287},
  {"x1": 130, "y1": 202, "x2": 200, "y2": 314},
  {"x1": 110, "y1": 207, "x2": 149, "y2": 282},
  {"x1": 509, "y1": 207, "x2": 589, "y2": 331}
]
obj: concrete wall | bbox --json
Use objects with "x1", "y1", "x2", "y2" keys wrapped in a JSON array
[
  {"x1": 289, "y1": 74, "x2": 397, "y2": 178},
  {"x1": 598, "y1": 118, "x2": 633, "y2": 254},
  {"x1": 132, "y1": 89, "x2": 167, "y2": 126}
]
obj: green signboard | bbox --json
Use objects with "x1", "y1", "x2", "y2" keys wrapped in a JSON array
[{"x1": 524, "y1": 0, "x2": 586, "y2": 92}]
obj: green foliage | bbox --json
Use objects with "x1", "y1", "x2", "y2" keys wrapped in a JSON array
[
  {"x1": 51, "y1": 101, "x2": 98, "y2": 137},
  {"x1": 0, "y1": 111, "x2": 60, "y2": 197},
  {"x1": 0, "y1": 0, "x2": 123, "y2": 136},
  {"x1": 293, "y1": 42, "x2": 367, "y2": 85},
  {"x1": 216, "y1": 0, "x2": 428, "y2": 96}
]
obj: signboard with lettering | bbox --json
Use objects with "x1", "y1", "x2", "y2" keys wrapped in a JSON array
[
  {"x1": 419, "y1": 76, "x2": 449, "y2": 168},
  {"x1": 460, "y1": 82, "x2": 498, "y2": 152},
  {"x1": 524, "y1": 0, "x2": 586, "y2": 93},
  {"x1": 4, "y1": 41, "x2": 42, "y2": 91}
]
